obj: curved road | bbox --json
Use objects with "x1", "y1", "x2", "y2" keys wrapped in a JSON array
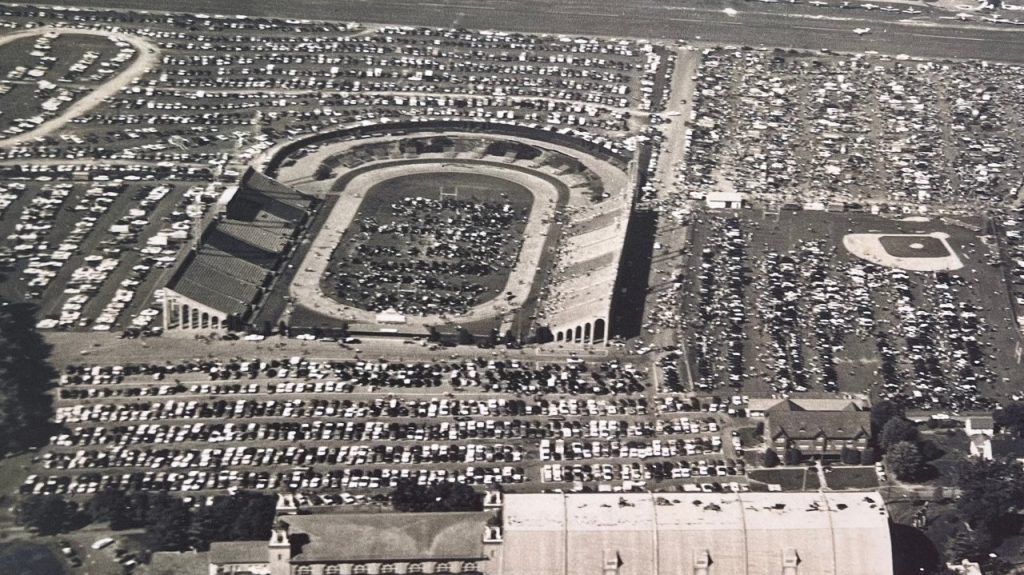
[{"x1": 24, "y1": 0, "x2": 1024, "y2": 63}]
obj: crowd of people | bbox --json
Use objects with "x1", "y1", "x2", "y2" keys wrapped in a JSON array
[{"x1": 332, "y1": 196, "x2": 527, "y2": 316}]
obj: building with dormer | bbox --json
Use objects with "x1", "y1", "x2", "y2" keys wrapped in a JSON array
[{"x1": 206, "y1": 491, "x2": 893, "y2": 575}]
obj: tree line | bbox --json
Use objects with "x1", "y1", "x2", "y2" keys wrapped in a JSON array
[{"x1": 17, "y1": 489, "x2": 276, "y2": 558}]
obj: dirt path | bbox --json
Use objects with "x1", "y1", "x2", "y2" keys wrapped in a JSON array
[{"x1": 0, "y1": 26, "x2": 160, "y2": 148}]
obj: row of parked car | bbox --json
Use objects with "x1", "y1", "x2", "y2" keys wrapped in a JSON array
[
  {"x1": 53, "y1": 417, "x2": 661, "y2": 449},
  {"x1": 43, "y1": 442, "x2": 526, "y2": 471},
  {"x1": 22, "y1": 465, "x2": 527, "y2": 495}
]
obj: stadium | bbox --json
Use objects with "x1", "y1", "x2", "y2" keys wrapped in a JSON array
[{"x1": 162, "y1": 121, "x2": 640, "y2": 345}]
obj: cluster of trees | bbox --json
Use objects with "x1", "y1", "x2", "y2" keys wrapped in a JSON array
[
  {"x1": 993, "y1": 401, "x2": 1024, "y2": 437},
  {"x1": 0, "y1": 302, "x2": 58, "y2": 455},
  {"x1": 945, "y1": 458, "x2": 1024, "y2": 574},
  {"x1": 15, "y1": 494, "x2": 89, "y2": 535},
  {"x1": 761, "y1": 447, "x2": 802, "y2": 468},
  {"x1": 18, "y1": 489, "x2": 275, "y2": 555},
  {"x1": 391, "y1": 480, "x2": 483, "y2": 513},
  {"x1": 873, "y1": 401, "x2": 944, "y2": 482}
]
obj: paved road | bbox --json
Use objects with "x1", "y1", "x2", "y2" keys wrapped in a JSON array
[
  {"x1": 44, "y1": 331, "x2": 622, "y2": 367},
  {"x1": 25, "y1": 0, "x2": 1024, "y2": 63}
]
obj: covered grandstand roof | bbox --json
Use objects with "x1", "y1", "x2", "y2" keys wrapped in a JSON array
[
  {"x1": 500, "y1": 492, "x2": 893, "y2": 575},
  {"x1": 226, "y1": 168, "x2": 314, "y2": 223},
  {"x1": 165, "y1": 171, "x2": 314, "y2": 318}
]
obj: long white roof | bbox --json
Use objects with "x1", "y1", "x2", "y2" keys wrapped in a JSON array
[{"x1": 499, "y1": 491, "x2": 893, "y2": 575}]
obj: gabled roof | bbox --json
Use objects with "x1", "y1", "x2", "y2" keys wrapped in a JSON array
[
  {"x1": 769, "y1": 411, "x2": 871, "y2": 441},
  {"x1": 226, "y1": 169, "x2": 313, "y2": 223},
  {"x1": 967, "y1": 416, "x2": 994, "y2": 429},
  {"x1": 209, "y1": 541, "x2": 267, "y2": 565},
  {"x1": 500, "y1": 492, "x2": 893, "y2": 575},
  {"x1": 284, "y1": 512, "x2": 489, "y2": 563},
  {"x1": 749, "y1": 397, "x2": 867, "y2": 414}
]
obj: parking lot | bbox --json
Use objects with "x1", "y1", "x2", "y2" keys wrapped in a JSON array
[
  {"x1": 674, "y1": 209, "x2": 1021, "y2": 413},
  {"x1": 10, "y1": 352, "x2": 763, "y2": 500},
  {"x1": 679, "y1": 47, "x2": 1024, "y2": 208},
  {"x1": 0, "y1": 6, "x2": 667, "y2": 337},
  {"x1": 3, "y1": 2, "x2": 1024, "y2": 533}
]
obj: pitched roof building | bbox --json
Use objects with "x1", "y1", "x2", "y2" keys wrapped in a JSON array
[
  {"x1": 763, "y1": 399, "x2": 872, "y2": 457},
  {"x1": 207, "y1": 492, "x2": 894, "y2": 575}
]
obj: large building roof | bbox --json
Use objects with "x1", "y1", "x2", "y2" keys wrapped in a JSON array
[
  {"x1": 226, "y1": 168, "x2": 314, "y2": 223},
  {"x1": 768, "y1": 410, "x2": 871, "y2": 441},
  {"x1": 208, "y1": 541, "x2": 267, "y2": 565},
  {"x1": 748, "y1": 397, "x2": 868, "y2": 414},
  {"x1": 284, "y1": 511, "x2": 490, "y2": 563},
  {"x1": 499, "y1": 492, "x2": 893, "y2": 575}
]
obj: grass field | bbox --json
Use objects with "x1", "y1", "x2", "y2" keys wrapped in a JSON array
[
  {"x1": 878, "y1": 235, "x2": 950, "y2": 259},
  {"x1": 823, "y1": 466, "x2": 879, "y2": 490},
  {"x1": 322, "y1": 171, "x2": 533, "y2": 316},
  {"x1": 747, "y1": 467, "x2": 821, "y2": 491}
]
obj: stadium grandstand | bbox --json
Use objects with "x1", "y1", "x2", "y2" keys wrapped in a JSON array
[
  {"x1": 162, "y1": 169, "x2": 316, "y2": 332},
  {"x1": 540, "y1": 196, "x2": 629, "y2": 346}
]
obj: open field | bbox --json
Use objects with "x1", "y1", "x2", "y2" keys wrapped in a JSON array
[
  {"x1": 747, "y1": 467, "x2": 821, "y2": 491},
  {"x1": 823, "y1": 466, "x2": 880, "y2": 490}
]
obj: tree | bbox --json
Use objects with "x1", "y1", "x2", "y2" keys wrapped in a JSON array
[
  {"x1": 887, "y1": 441, "x2": 925, "y2": 481},
  {"x1": 313, "y1": 163, "x2": 333, "y2": 181},
  {"x1": 503, "y1": 330, "x2": 517, "y2": 348},
  {"x1": 840, "y1": 447, "x2": 860, "y2": 465},
  {"x1": 391, "y1": 479, "x2": 429, "y2": 512},
  {"x1": 143, "y1": 493, "x2": 191, "y2": 552},
  {"x1": 784, "y1": 447, "x2": 802, "y2": 466},
  {"x1": 391, "y1": 480, "x2": 482, "y2": 513},
  {"x1": 427, "y1": 326, "x2": 441, "y2": 343},
  {"x1": 0, "y1": 302, "x2": 58, "y2": 454},
  {"x1": 993, "y1": 401, "x2": 1024, "y2": 437},
  {"x1": 763, "y1": 449, "x2": 780, "y2": 468},
  {"x1": 17, "y1": 495, "x2": 85, "y2": 535},
  {"x1": 953, "y1": 459, "x2": 1024, "y2": 536},
  {"x1": 533, "y1": 326, "x2": 553, "y2": 345},
  {"x1": 86, "y1": 487, "x2": 132, "y2": 528},
  {"x1": 428, "y1": 483, "x2": 483, "y2": 512},
  {"x1": 879, "y1": 417, "x2": 919, "y2": 452},
  {"x1": 191, "y1": 492, "x2": 275, "y2": 550},
  {"x1": 870, "y1": 400, "x2": 904, "y2": 435},
  {"x1": 946, "y1": 526, "x2": 994, "y2": 564}
]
